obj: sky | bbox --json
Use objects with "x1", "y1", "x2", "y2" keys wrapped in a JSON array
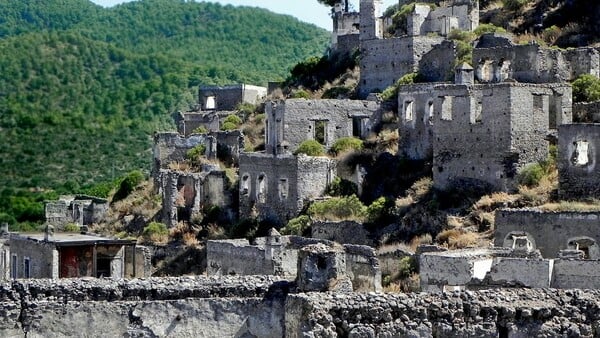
[{"x1": 89, "y1": 0, "x2": 398, "y2": 31}]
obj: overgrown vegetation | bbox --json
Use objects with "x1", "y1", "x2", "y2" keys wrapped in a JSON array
[
  {"x1": 0, "y1": 0, "x2": 328, "y2": 227},
  {"x1": 572, "y1": 74, "x2": 600, "y2": 103},
  {"x1": 330, "y1": 137, "x2": 363, "y2": 156},
  {"x1": 295, "y1": 140, "x2": 325, "y2": 156}
]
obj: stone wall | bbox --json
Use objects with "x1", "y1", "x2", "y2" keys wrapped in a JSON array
[
  {"x1": 2, "y1": 277, "x2": 600, "y2": 336},
  {"x1": 397, "y1": 83, "x2": 436, "y2": 160},
  {"x1": 408, "y1": 1, "x2": 478, "y2": 37},
  {"x1": 198, "y1": 84, "x2": 266, "y2": 111},
  {"x1": 45, "y1": 196, "x2": 108, "y2": 228},
  {"x1": 0, "y1": 276, "x2": 286, "y2": 337},
  {"x1": 173, "y1": 111, "x2": 220, "y2": 136},
  {"x1": 573, "y1": 101, "x2": 600, "y2": 123},
  {"x1": 157, "y1": 168, "x2": 230, "y2": 228},
  {"x1": 473, "y1": 37, "x2": 600, "y2": 83},
  {"x1": 311, "y1": 220, "x2": 373, "y2": 246},
  {"x1": 551, "y1": 259, "x2": 600, "y2": 289},
  {"x1": 344, "y1": 244, "x2": 382, "y2": 292},
  {"x1": 286, "y1": 288, "x2": 600, "y2": 337},
  {"x1": 432, "y1": 82, "x2": 571, "y2": 191},
  {"x1": 558, "y1": 124, "x2": 600, "y2": 199},
  {"x1": 238, "y1": 153, "x2": 335, "y2": 225},
  {"x1": 265, "y1": 99, "x2": 379, "y2": 155},
  {"x1": 486, "y1": 257, "x2": 552, "y2": 288},
  {"x1": 123, "y1": 245, "x2": 153, "y2": 278},
  {"x1": 495, "y1": 209, "x2": 600, "y2": 258},
  {"x1": 417, "y1": 40, "x2": 457, "y2": 82},
  {"x1": 152, "y1": 132, "x2": 212, "y2": 173},
  {"x1": 9, "y1": 236, "x2": 58, "y2": 279},
  {"x1": 206, "y1": 239, "x2": 274, "y2": 276},
  {"x1": 359, "y1": 36, "x2": 444, "y2": 97}
]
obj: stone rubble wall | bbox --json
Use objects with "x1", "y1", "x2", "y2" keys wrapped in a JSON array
[
  {"x1": 286, "y1": 288, "x2": 600, "y2": 337},
  {"x1": 2, "y1": 277, "x2": 600, "y2": 337},
  {"x1": 558, "y1": 123, "x2": 600, "y2": 200},
  {"x1": 495, "y1": 209, "x2": 600, "y2": 259}
]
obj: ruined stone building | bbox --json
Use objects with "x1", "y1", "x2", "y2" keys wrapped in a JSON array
[
  {"x1": 265, "y1": 98, "x2": 379, "y2": 154},
  {"x1": 207, "y1": 231, "x2": 381, "y2": 292},
  {"x1": 398, "y1": 66, "x2": 572, "y2": 191},
  {"x1": 357, "y1": 0, "x2": 478, "y2": 97},
  {"x1": 6, "y1": 231, "x2": 149, "y2": 280},
  {"x1": 473, "y1": 34, "x2": 600, "y2": 84},
  {"x1": 173, "y1": 84, "x2": 266, "y2": 136},
  {"x1": 44, "y1": 195, "x2": 108, "y2": 229},
  {"x1": 152, "y1": 132, "x2": 241, "y2": 227},
  {"x1": 238, "y1": 152, "x2": 335, "y2": 225},
  {"x1": 558, "y1": 124, "x2": 600, "y2": 199}
]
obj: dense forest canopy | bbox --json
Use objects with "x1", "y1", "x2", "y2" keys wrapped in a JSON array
[{"x1": 0, "y1": 0, "x2": 329, "y2": 227}]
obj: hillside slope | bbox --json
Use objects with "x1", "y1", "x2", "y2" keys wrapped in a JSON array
[{"x1": 0, "y1": 0, "x2": 329, "y2": 226}]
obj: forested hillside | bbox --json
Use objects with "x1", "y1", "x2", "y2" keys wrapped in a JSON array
[{"x1": 0, "y1": 0, "x2": 329, "y2": 227}]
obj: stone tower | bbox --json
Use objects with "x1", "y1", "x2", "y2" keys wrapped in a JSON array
[{"x1": 359, "y1": 0, "x2": 383, "y2": 41}]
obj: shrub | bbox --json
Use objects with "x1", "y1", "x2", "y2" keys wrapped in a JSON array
[
  {"x1": 397, "y1": 256, "x2": 418, "y2": 279},
  {"x1": 518, "y1": 163, "x2": 545, "y2": 187},
  {"x1": 221, "y1": 121, "x2": 238, "y2": 131},
  {"x1": 366, "y1": 196, "x2": 393, "y2": 224},
  {"x1": 142, "y1": 222, "x2": 168, "y2": 244},
  {"x1": 473, "y1": 23, "x2": 506, "y2": 36},
  {"x1": 330, "y1": 137, "x2": 363, "y2": 156},
  {"x1": 280, "y1": 215, "x2": 311, "y2": 235},
  {"x1": 236, "y1": 102, "x2": 256, "y2": 116},
  {"x1": 223, "y1": 114, "x2": 242, "y2": 125},
  {"x1": 295, "y1": 140, "x2": 325, "y2": 156},
  {"x1": 186, "y1": 144, "x2": 206, "y2": 163},
  {"x1": 322, "y1": 86, "x2": 352, "y2": 99},
  {"x1": 291, "y1": 89, "x2": 311, "y2": 99},
  {"x1": 112, "y1": 170, "x2": 145, "y2": 203},
  {"x1": 326, "y1": 177, "x2": 358, "y2": 197},
  {"x1": 572, "y1": 74, "x2": 600, "y2": 103},
  {"x1": 192, "y1": 126, "x2": 208, "y2": 134},
  {"x1": 308, "y1": 195, "x2": 367, "y2": 222},
  {"x1": 63, "y1": 223, "x2": 80, "y2": 232}
]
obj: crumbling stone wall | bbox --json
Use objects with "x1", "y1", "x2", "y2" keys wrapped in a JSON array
[
  {"x1": 207, "y1": 239, "x2": 274, "y2": 276},
  {"x1": 0, "y1": 276, "x2": 286, "y2": 337},
  {"x1": 311, "y1": 220, "x2": 373, "y2": 246},
  {"x1": 573, "y1": 101, "x2": 600, "y2": 123},
  {"x1": 551, "y1": 259, "x2": 600, "y2": 289},
  {"x1": 286, "y1": 289, "x2": 600, "y2": 337},
  {"x1": 9, "y1": 236, "x2": 58, "y2": 279},
  {"x1": 173, "y1": 111, "x2": 220, "y2": 136},
  {"x1": 359, "y1": 36, "x2": 444, "y2": 97},
  {"x1": 558, "y1": 124, "x2": 600, "y2": 199},
  {"x1": 238, "y1": 153, "x2": 335, "y2": 225},
  {"x1": 123, "y1": 246, "x2": 152, "y2": 278},
  {"x1": 495, "y1": 209, "x2": 600, "y2": 258},
  {"x1": 417, "y1": 40, "x2": 457, "y2": 82},
  {"x1": 198, "y1": 84, "x2": 266, "y2": 111},
  {"x1": 45, "y1": 196, "x2": 108, "y2": 228},
  {"x1": 152, "y1": 132, "x2": 214, "y2": 173},
  {"x1": 397, "y1": 83, "x2": 436, "y2": 160},
  {"x1": 408, "y1": 1, "x2": 478, "y2": 37},
  {"x1": 432, "y1": 83, "x2": 571, "y2": 191},
  {"x1": 265, "y1": 99, "x2": 379, "y2": 155},
  {"x1": 344, "y1": 244, "x2": 382, "y2": 292},
  {"x1": 473, "y1": 36, "x2": 600, "y2": 83},
  {"x1": 157, "y1": 168, "x2": 230, "y2": 228}
]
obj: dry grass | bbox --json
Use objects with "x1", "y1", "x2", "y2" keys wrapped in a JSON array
[
  {"x1": 436, "y1": 229, "x2": 481, "y2": 249},
  {"x1": 473, "y1": 192, "x2": 518, "y2": 211},
  {"x1": 383, "y1": 274, "x2": 420, "y2": 293},
  {"x1": 182, "y1": 232, "x2": 200, "y2": 246},
  {"x1": 538, "y1": 200, "x2": 600, "y2": 212},
  {"x1": 377, "y1": 242, "x2": 415, "y2": 255},
  {"x1": 409, "y1": 233, "x2": 433, "y2": 251},
  {"x1": 205, "y1": 223, "x2": 227, "y2": 240},
  {"x1": 409, "y1": 177, "x2": 433, "y2": 200}
]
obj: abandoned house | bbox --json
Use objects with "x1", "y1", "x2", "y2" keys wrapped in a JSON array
[
  {"x1": 265, "y1": 98, "x2": 379, "y2": 155},
  {"x1": 45, "y1": 195, "x2": 108, "y2": 229},
  {"x1": 207, "y1": 231, "x2": 381, "y2": 292},
  {"x1": 238, "y1": 152, "x2": 336, "y2": 225},
  {"x1": 357, "y1": 0, "x2": 478, "y2": 97},
  {"x1": 558, "y1": 124, "x2": 600, "y2": 199},
  {"x1": 495, "y1": 208, "x2": 600, "y2": 260},
  {"x1": 198, "y1": 84, "x2": 267, "y2": 111},
  {"x1": 7, "y1": 231, "x2": 149, "y2": 280},
  {"x1": 172, "y1": 110, "x2": 220, "y2": 136},
  {"x1": 473, "y1": 34, "x2": 600, "y2": 84}
]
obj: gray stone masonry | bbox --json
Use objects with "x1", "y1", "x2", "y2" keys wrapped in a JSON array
[
  {"x1": 173, "y1": 110, "x2": 220, "y2": 136},
  {"x1": 432, "y1": 82, "x2": 572, "y2": 191},
  {"x1": 359, "y1": 35, "x2": 444, "y2": 97},
  {"x1": 1, "y1": 277, "x2": 600, "y2": 336},
  {"x1": 8, "y1": 236, "x2": 58, "y2": 279},
  {"x1": 286, "y1": 288, "x2": 600, "y2": 337},
  {"x1": 238, "y1": 152, "x2": 335, "y2": 225},
  {"x1": 198, "y1": 84, "x2": 266, "y2": 111},
  {"x1": 207, "y1": 234, "x2": 382, "y2": 292},
  {"x1": 495, "y1": 208, "x2": 600, "y2": 259},
  {"x1": 157, "y1": 168, "x2": 229, "y2": 228},
  {"x1": 265, "y1": 99, "x2": 379, "y2": 155},
  {"x1": 474, "y1": 35, "x2": 600, "y2": 83},
  {"x1": 296, "y1": 243, "x2": 352, "y2": 292},
  {"x1": 573, "y1": 101, "x2": 600, "y2": 123},
  {"x1": 408, "y1": 0, "x2": 478, "y2": 37},
  {"x1": 398, "y1": 83, "x2": 436, "y2": 160},
  {"x1": 558, "y1": 124, "x2": 600, "y2": 199},
  {"x1": 44, "y1": 195, "x2": 108, "y2": 228},
  {"x1": 311, "y1": 220, "x2": 374, "y2": 246}
]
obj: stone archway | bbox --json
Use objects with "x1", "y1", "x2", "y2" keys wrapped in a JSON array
[{"x1": 567, "y1": 236, "x2": 600, "y2": 259}]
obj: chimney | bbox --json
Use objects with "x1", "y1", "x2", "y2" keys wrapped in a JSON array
[
  {"x1": 455, "y1": 62, "x2": 474, "y2": 85},
  {"x1": 44, "y1": 225, "x2": 55, "y2": 242}
]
